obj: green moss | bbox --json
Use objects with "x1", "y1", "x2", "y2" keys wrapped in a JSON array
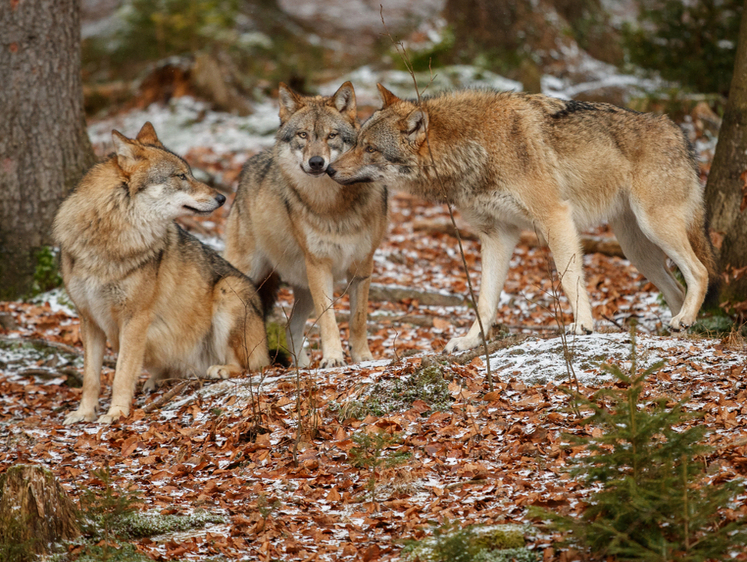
[
  {"x1": 266, "y1": 321, "x2": 290, "y2": 366},
  {"x1": 110, "y1": 510, "x2": 226, "y2": 539},
  {"x1": 30, "y1": 246, "x2": 63, "y2": 298},
  {"x1": 332, "y1": 365, "x2": 453, "y2": 420},
  {"x1": 53, "y1": 542, "x2": 152, "y2": 562},
  {"x1": 403, "y1": 521, "x2": 536, "y2": 562}
]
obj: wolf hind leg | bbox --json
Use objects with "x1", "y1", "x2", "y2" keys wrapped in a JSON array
[
  {"x1": 444, "y1": 226, "x2": 520, "y2": 353},
  {"x1": 347, "y1": 257, "x2": 375, "y2": 363},
  {"x1": 211, "y1": 277, "x2": 270, "y2": 380},
  {"x1": 610, "y1": 211, "x2": 685, "y2": 317},
  {"x1": 286, "y1": 286, "x2": 315, "y2": 368},
  {"x1": 632, "y1": 205, "x2": 708, "y2": 330}
]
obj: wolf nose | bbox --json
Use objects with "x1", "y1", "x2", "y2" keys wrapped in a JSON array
[
  {"x1": 308, "y1": 156, "x2": 325, "y2": 171},
  {"x1": 326, "y1": 166, "x2": 337, "y2": 177},
  {"x1": 215, "y1": 193, "x2": 226, "y2": 206}
]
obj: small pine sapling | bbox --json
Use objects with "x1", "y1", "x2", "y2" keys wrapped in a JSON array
[
  {"x1": 532, "y1": 326, "x2": 747, "y2": 561},
  {"x1": 349, "y1": 430, "x2": 411, "y2": 502}
]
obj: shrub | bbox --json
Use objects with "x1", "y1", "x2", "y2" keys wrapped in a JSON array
[
  {"x1": 532, "y1": 327, "x2": 747, "y2": 560},
  {"x1": 622, "y1": 0, "x2": 742, "y2": 95}
]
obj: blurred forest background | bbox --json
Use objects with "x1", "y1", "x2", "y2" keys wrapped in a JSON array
[{"x1": 78, "y1": 0, "x2": 741, "y2": 113}]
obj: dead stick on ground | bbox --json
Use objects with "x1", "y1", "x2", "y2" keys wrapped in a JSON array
[
  {"x1": 421, "y1": 334, "x2": 530, "y2": 367},
  {"x1": 143, "y1": 380, "x2": 192, "y2": 413},
  {"x1": 0, "y1": 335, "x2": 117, "y2": 368}
]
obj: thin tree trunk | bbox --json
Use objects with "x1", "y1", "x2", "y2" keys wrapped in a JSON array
[
  {"x1": 0, "y1": 0, "x2": 95, "y2": 299},
  {"x1": 705, "y1": 1, "x2": 747, "y2": 303}
]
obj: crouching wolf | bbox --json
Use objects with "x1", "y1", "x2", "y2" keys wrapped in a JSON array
[
  {"x1": 54, "y1": 122, "x2": 270, "y2": 424},
  {"x1": 224, "y1": 82, "x2": 388, "y2": 368},
  {"x1": 328, "y1": 86, "x2": 717, "y2": 352}
]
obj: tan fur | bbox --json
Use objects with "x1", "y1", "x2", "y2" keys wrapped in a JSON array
[
  {"x1": 54, "y1": 123, "x2": 269, "y2": 424},
  {"x1": 328, "y1": 86, "x2": 717, "y2": 351},
  {"x1": 224, "y1": 82, "x2": 388, "y2": 368}
]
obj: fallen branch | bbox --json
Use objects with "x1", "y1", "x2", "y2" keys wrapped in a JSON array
[
  {"x1": 16, "y1": 367, "x2": 82, "y2": 384},
  {"x1": 412, "y1": 220, "x2": 625, "y2": 257},
  {"x1": 143, "y1": 380, "x2": 192, "y2": 414},
  {"x1": 421, "y1": 334, "x2": 530, "y2": 368},
  {"x1": 0, "y1": 335, "x2": 116, "y2": 368},
  {"x1": 367, "y1": 284, "x2": 465, "y2": 306}
]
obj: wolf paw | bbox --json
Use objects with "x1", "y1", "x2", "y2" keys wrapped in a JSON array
[
  {"x1": 142, "y1": 376, "x2": 161, "y2": 392},
  {"x1": 668, "y1": 315, "x2": 692, "y2": 332},
  {"x1": 443, "y1": 334, "x2": 480, "y2": 354},
  {"x1": 206, "y1": 365, "x2": 235, "y2": 380},
  {"x1": 566, "y1": 322, "x2": 593, "y2": 335},
  {"x1": 351, "y1": 349, "x2": 374, "y2": 363},
  {"x1": 63, "y1": 409, "x2": 97, "y2": 425},
  {"x1": 290, "y1": 350, "x2": 311, "y2": 369},
  {"x1": 320, "y1": 355, "x2": 345, "y2": 369},
  {"x1": 97, "y1": 407, "x2": 127, "y2": 424}
]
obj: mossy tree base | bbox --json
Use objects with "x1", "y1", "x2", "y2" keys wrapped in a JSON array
[{"x1": 0, "y1": 464, "x2": 80, "y2": 554}]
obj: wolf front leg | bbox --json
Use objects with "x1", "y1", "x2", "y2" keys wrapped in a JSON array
[
  {"x1": 64, "y1": 313, "x2": 106, "y2": 424},
  {"x1": 98, "y1": 313, "x2": 152, "y2": 424},
  {"x1": 347, "y1": 256, "x2": 375, "y2": 363},
  {"x1": 305, "y1": 257, "x2": 345, "y2": 368},
  {"x1": 542, "y1": 203, "x2": 594, "y2": 335},
  {"x1": 444, "y1": 226, "x2": 521, "y2": 353}
]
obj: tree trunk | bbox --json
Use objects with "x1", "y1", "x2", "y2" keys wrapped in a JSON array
[
  {"x1": 705, "y1": 1, "x2": 747, "y2": 304},
  {"x1": 0, "y1": 465, "x2": 80, "y2": 554},
  {"x1": 0, "y1": 0, "x2": 96, "y2": 299}
]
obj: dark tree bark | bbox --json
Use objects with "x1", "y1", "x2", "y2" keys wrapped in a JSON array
[
  {"x1": 0, "y1": 0, "x2": 95, "y2": 299},
  {"x1": 706, "y1": 1, "x2": 747, "y2": 303}
]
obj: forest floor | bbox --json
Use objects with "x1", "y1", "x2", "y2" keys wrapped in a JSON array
[{"x1": 1, "y1": 98, "x2": 746, "y2": 561}]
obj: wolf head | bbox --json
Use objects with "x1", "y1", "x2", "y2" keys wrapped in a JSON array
[
  {"x1": 327, "y1": 84, "x2": 428, "y2": 187},
  {"x1": 276, "y1": 81, "x2": 359, "y2": 177},
  {"x1": 111, "y1": 122, "x2": 226, "y2": 220}
]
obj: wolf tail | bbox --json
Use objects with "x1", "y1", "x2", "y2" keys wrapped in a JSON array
[
  {"x1": 688, "y1": 211, "x2": 720, "y2": 306},
  {"x1": 255, "y1": 271, "x2": 281, "y2": 319}
]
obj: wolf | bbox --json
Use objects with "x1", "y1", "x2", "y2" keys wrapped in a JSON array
[
  {"x1": 224, "y1": 82, "x2": 388, "y2": 368},
  {"x1": 328, "y1": 85, "x2": 717, "y2": 352},
  {"x1": 54, "y1": 122, "x2": 270, "y2": 424}
]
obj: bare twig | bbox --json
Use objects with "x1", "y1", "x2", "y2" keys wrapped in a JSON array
[
  {"x1": 143, "y1": 380, "x2": 192, "y2": 413},
  {"x1": 379, "y1": 7, "x2": 494, "y2": 391},
  {"x1": 421, "y1": 334, "x2": 530, "y2": 367}
]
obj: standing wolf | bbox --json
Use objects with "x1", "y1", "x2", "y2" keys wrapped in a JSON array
[
  {"x1": 328, "y1": 86, "x2": 717, "y2": 352},
  {"x1": 54, "y1": 123, "x2": 270, "y2": 424},
  {"x1": 224, "y1": 82, "x2": 388, "y2": 368}
]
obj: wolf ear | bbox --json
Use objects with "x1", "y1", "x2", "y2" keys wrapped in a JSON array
[
  {"x1": 278, "y1": 83, "x2": 305, "y2": 123},
  {"x1": 377, "y1": 83, "x2": 400, "y2": 108},
  {"x1": 112, "y1": 130, "x2": 141, "y2": 172},
  {"x1": 135, "y1": 121, "x2": 162, "y2": 146},
  {"x1": 404, "y1": 108, "x2": 429, "y2": 145},
  {"x1": 329, "y1": 81, "x2": 357, "y2": 122}
]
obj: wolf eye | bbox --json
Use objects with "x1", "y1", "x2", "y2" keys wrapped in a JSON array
[
  {"x1": 328, "y1": 133, "x2": 337, "y2": 139},
  {"x1": 298, "y1": 132, "x2": 308, "y2": 139},
  {"x1": 176, "y1": 173, "x2": 187, "y2": 181},
  {"x1": 365, "y1": 146, "x2": 377, "y2": 154}
]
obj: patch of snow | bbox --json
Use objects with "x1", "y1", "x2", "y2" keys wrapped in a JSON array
[
  {"x1": 88, "y1": 96, "x2": 279, "y2": 158},
  {"x1": 477, "y1": 332, "x2": 741, "y2": 386},
  {"x1": 320, "y1": 65, "x2": 523, "y2": 106}
]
